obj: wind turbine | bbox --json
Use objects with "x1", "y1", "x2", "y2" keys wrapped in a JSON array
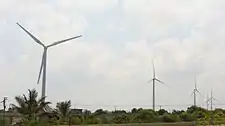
[
  {"x1": 191, "y1": 77, "x2": 203, "y2": 107},
  {"x1": 207, "y1": 89, "x2": 218, "y2": 111},
  {"x1": 148, "y1": 60, "x2": 166, "y2": 111},
  {"x1": 206, "y1": 89, "x2": 219, "y2": 125},
  {"x1": 206, "y1": 91, "x2": 209, "y2": 110},
  {"x1": 17, "y1": 22, "x2": 82, "y2": 100}
]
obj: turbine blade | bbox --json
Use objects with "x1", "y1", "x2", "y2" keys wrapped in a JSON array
[
  {"x1": 147, "y1": 79, "x2": 154, "y2": 83},
  {"x1": 47, "y1": 35, "x2": 82, "y2": 47},
  {"x1": 155, "y1": 78, "x2": 163, "y2": 84},
  {"x1": 205, "y1": 98, "x2": 210, "y2": 103},
  {"x1": 212, "y1": 97, "x2": 220, "y2": 102},
  {"x1": 155, "y1": 78, "x2": 171, "y2": 88},
  {"x1": 16, "y1": 23, "x2": 45, "y2": 47},
  {"x1": 194, "y1": 76, "x2": 197, "y2": 89},
  {"x1": 190, "y1": 90, "x2": 194, "y2": 96},
  {"x1": 196, "y1": 89, "x2": 204, "y2": 98},
  {"x1": 152, "y1": 59, "x2": 155, "y2": 78},
  {"x1": 37, "y1": 51, "x2": 45, "y2": 84}
]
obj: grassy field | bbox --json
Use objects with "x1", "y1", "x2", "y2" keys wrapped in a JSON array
[{"x1": 60, "y1": 122, "x2": 195, "y2": 126}]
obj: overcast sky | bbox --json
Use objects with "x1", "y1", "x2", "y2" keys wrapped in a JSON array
[{"x1": 1, "y1": 0, "x2": 225, "y2": 111}]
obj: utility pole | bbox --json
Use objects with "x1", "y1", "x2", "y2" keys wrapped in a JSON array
[{"x1": 1, "y1": 97, "x2": 7, "y2": 126}]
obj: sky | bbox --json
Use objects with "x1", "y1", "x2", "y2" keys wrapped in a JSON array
[{"x1": 1, "y1": 0, "x2": 225, "y2": 111}]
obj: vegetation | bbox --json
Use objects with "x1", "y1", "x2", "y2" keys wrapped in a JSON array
[
  {"x1": 11, "y1": 89, "x2": 51, "y2": 120},
  {"x1": 1, "y1": 89, "x2": 225, "y2": 126}
]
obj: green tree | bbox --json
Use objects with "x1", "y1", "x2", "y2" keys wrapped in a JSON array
[
  {"x1": 94, "y1": 109, "x2": 107, "y2": 116},
  {"x1": 11, "y1": 89, "x2": 51, "y2": 120},
  {"x1": 180, "y1": 112, "x2": 194, "y2": 121},
  {"x1": 56, "y1": 100, "x2": 72, "y2": 123},
  {"x1": 112, "y1": 114, "x2": 129, "y2": 124},
  {"x1": 160, "y1": 113, "x2": 180, "y2": 122},
  {"x1": 157, "y1": 109, "x2": 168, "y2": 115},
  {"x1": 133, "y1": 109, "x2": 157, "y2": 123},
  {"x1": 187, "y1": 106, "x2": 206, "y2": 114}
]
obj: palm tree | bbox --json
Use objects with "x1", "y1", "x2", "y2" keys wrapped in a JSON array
[
  {"x1": 56, "y1": 100, "x2": 72, "y2": 123},
  {"x1": 11, "y1": 89, "x2": 51, "y2": 120}
]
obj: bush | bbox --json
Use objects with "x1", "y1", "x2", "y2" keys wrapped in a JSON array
[
  {"x1": 70, "y1": 116, "x2": 82, "y2": 125},
  {"x1": 180, "y1": 112, "x2": 194, "y2": 121},
  {"x1": 112, "y1": 114, "x2": 129, "y2": 124},
  {"x1": 0, "y1": 118, "x2": 11, "y2": 126},
  {"x1": 133, "y1": 109, "x2": 157, "y2": 123},
  {"x1": 20, "y1": 119, "x2": 53, "y2": 126},
  {"x1": 83, "y1": 116, "x2": 99, "y2": 124},
  {"x1": 161, "y1": 114, "x2": 179, "y2": 122},
  {"x1": 97, "y1": 116, "x2": 110, "y2": 124}
]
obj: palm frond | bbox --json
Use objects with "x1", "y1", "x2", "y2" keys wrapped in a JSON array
[
  {"x1": 13, "y1": 88, "x2": 51, "y2": 120},
  {"x1": 56, "y1": 100, "x2": 72, "y2": 118}
]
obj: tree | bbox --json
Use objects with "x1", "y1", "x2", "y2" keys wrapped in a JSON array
[
  {"x1": 94, "y1": 109, "x2": 107, "y2": 116},
  {"x1": 56, "y1": 100, "x2": 72, "y2": 123},
  {"x1": 133, "y1": 109, "x2": 157, "y2": 123},
  {"x1": 157, "y1": 109, "x2": 168, "y2": 115},
  {"x1": 187, "y1": 106, "x2": 206, "y2": 114},
  {"x1": 131, "y1": 108, "x2": 138, "y2": 114},
  {"x1": 11, "y1": 89, "x2": 51, "y2": 120},
  {"x1": 112, "y1": 114, "x2": 129, "y2": 124},
  {"x1": 160, "y1": 113, "x2": 178, "y2": 122},
  {"x1": 180, "y1": 112, "x2": 194, "y2": 121}
]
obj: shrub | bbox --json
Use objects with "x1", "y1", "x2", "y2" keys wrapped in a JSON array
[
  {"x1": 70, "y1": 116, "x2": 82, "y2": 125},
  {"x1": 161, "y1": 114, "x2": 179, "y2": 122}
]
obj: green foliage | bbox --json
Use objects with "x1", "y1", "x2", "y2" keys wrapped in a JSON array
[
  {"x1": 11, "y1": 89, "x2": 51, "y2": 120},
  {"x1": 133, "y1": 109, "x2": 157, "y2": 123},
  {"x1": 0, "y1": 118, "x2": 11, "y2": 126},
  {"x1": 112, "y1": 114, "x2": 129, "y2": 124},
  {"x1": 82, "y1": 115, "x2": 99, "y2": 124},
  {"x1": 70, "y1": 116, "x2": 82, "y2": 125},
  {"x1": 180, "y1": 112, "x2": 194, "y2": 121},
  {"x1": 11, "y1": 118, "x2": 54, "y2": 126},
  {"x1": 160, "y1": 113, "x2": 179, "y2": 122},
  {"x1": 56, "y1": 100, "x2": 72, "y2": 123},
  {"x1": 9, "y1": 88, "x2": 225, "y2": 125},
  {"x1": 157, "y1": 109, "x2": 168, "y2": 116}
]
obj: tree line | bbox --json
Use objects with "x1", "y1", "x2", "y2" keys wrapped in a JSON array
[{"x1": 2, "y1": 89, "x2": 225, "y2": 126}]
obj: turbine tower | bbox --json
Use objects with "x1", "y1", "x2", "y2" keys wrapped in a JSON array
[
  {"x1": 17, "y1": 22, "x2": 82, "y2": 99},
  {"x1": 207, "y1": 89, "x2": 218, "y2": 111},
  {"x1": 206, "y1": 91, "x2": 209, "y2": 110},
  {"x1": 149, "y1": 60, "x2": 165, "y2": 111},
  {"x1": 207, "y1": 89, "x2": 219, "y2": 125},
  {"x1": 191, "y1": 77, "x2": 203, "y2": 107}
]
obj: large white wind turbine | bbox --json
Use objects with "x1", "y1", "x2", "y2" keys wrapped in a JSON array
[
  {"x1": 17, "y1": 22, "x2": 82, "y2": 99},
  {"x1": 148, "y1": 60, "x2": 168, "y2": 111},
  {"x1": 191, "y1": 76, "x2": 203, "y2": 107}
]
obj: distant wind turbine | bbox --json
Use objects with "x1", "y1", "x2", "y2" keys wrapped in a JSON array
[
  {"x1": 191, "y1": 76, "x2": 203, "y2": 107},
  {"x1": 207, "y1": 89, "x2": 219, "y2": 111},
  {"x1": 17, "y1": 22, "x2": 82, "y2": 100},
  {"x1": 148, "y1": 60, "x2": 168, "y2": 111},
  {"x1": 206, "y1": 91, "x2": 209, "y2": 110}
]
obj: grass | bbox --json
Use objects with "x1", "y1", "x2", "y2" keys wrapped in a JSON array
[{"x1": 61, "y1": 122, "x2": 195, "y2": 126}]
